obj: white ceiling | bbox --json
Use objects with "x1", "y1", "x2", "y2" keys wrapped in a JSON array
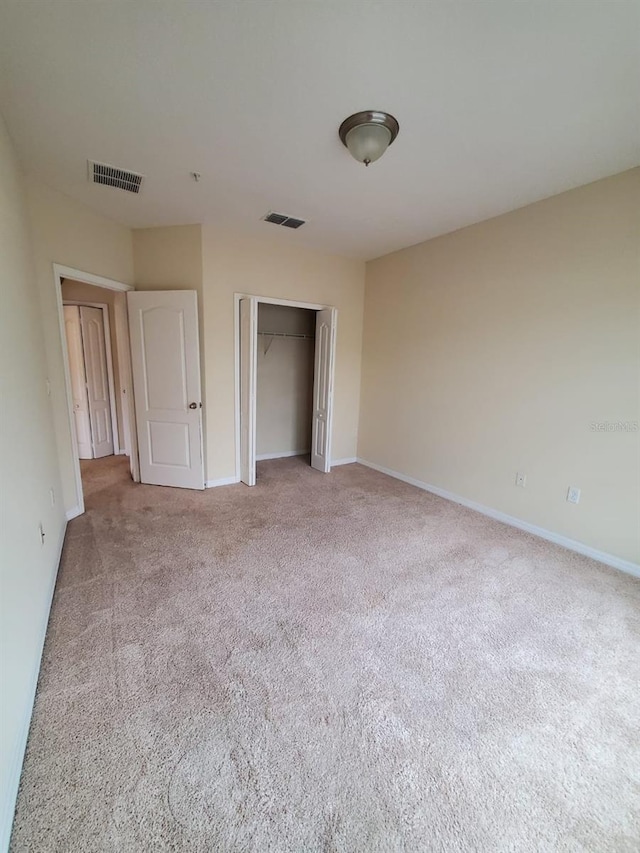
[{"x1": 1, "y1": 0, "x2": 638, "y2": 260}]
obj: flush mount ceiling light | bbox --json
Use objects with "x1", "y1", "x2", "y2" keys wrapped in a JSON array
[{"x1": 339, "y1": 110, "x2": 399, "y2": 166}]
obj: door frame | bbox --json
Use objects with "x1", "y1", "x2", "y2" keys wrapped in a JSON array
[
  {"x1": 62, "y1": 301, "x2": 120, "y2": 458},
  {"x1": 233, "y1": 292, "x2": 337, "y2": 484},
  {"x1": 53, "y1": 264, "x2": 135, "y2": 518}
]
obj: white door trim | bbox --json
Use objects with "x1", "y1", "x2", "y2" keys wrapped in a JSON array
[
  {"x1": 239, "y1": 297, "x2": 258, "y2": 486},
  {"x1": 53, "y1": 264, "x2": 134, "y2": 517},
  {"x1": 62, "y1": 301, "x2": 119, "y2": 457},
  {"x1": 233, "y1": 292, "x2": 337, "y2": 484},
  {"x1": 55, "y1": 264, "x2": 132, "y2": 293},
  {"x1": 113, "y1": 295, "x2": 133, "y2": 460}
]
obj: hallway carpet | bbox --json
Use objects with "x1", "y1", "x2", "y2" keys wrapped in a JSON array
[{"x1": 11, "y1": 456, "x2": 640, "y2": 852}]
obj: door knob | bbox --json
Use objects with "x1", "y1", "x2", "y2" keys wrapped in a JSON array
[{"x1": 189, "y1": 402, "x2": 198, "y2": 409}]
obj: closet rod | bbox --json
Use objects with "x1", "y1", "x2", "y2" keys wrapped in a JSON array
[{"x1": 257, "y1": 331, "x2": 315, "y2": 340}]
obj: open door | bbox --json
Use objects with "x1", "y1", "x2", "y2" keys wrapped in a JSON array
[
  {"x1": 311, "y1": 307, "x2": 337, "y2": 473},
  {"x1": 127, "y1": 290, "x2": 204, "y2": 489},
  {"x1": 240, "y1": 298, "x2": 257, "y2": 486}
]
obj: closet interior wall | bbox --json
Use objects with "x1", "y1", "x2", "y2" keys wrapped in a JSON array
[{"x1": 256, "y1": 304, "x2": 315, "y2": 460}]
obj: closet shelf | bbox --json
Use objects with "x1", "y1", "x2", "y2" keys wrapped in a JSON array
[{"x1": 257, "y1": 331, "x2": 315, "y2": 340}]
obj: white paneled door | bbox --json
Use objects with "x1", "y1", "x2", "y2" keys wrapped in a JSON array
[
  {"x1": 239, "y1": 298, "x2": 257, "y2": 486},
  {"x1": 63, "y1": 305, "x2": 93, "y2": 459},
  {"x1": 79, "y1": 306, "x2": 114, "y2": 459},
  {"x1": 311, "y1": 308, "x2": 336, "y2": 473},
  {"x1": 127, "y1": 290, "x2": 204, "y2": 489}
]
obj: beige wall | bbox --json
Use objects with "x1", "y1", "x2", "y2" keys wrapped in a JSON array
[
  {"x1": 201, "y1": 228, "x2": 366, "y2": 481},
  {"x1": 60, "y1": 279, "x2": 126, "y2": 449},
  {"x1": 0, "y1": 117, "x2": 66, "y2": 849},
  {"x1": 133, "y1": 224, "x2": 203, "y2": 293},
  {"x1": 359, "y1": 169, "x2": 640, "y2": 564},
  {"x1": 257, "y1": 304, "x2": 315, "y2": 457},
  {"x1": 26, "y1": 178, "x2": 134, "y2": 512}
]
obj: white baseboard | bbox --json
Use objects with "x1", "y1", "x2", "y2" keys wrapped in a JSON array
[
  {"x1": 332, "y1": 457, "x2": 357, "y2": 466},
  {"x1": 356, "y1": 458, "x2": 640, "y2": 580},
  {"x1": 205, "y1": 476, "x2": 240, "y2": 488},
  {"x1": 0, "y1": 519, "x2": 67, "y2": 853},
  {"x1": 256, "y1": 450, "x2": 309, "y2": 461},
  {"x1": 65, "y1": 506, "x2": 83, "y2": 521}
]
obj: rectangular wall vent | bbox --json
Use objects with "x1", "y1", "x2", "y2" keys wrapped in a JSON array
[
  {"x1": 263, "y1": 211, "x2": 306, "y2": 229},
  {"x1": 88, "y1": 160, "x2": 144, "y2": 193}
]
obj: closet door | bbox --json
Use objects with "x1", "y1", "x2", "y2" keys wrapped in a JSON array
[
  {"x1": 64, "y1": 305, "x2": 93, "y2": 459},
  {"x1": 311, "y1": 308, "x2": 337, "y2": 473},
  {"x1": 80, "y1": 306, "x2": 114, "y2": 459},
  {"x1": 240, "y1": 298, "x2": 257, "y2": 486}
]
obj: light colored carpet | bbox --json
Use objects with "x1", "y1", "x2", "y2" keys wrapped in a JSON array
[{"x1": 11, "y1": 455, "x2": 640, "y2": 852}]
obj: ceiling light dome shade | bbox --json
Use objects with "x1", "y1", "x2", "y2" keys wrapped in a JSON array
[
  {"x1": 345, "y1": 123, "x2": 391, "y2": 165},
  {"x1": 339, "y1": 111, "x2": 399, "y2": 166}
]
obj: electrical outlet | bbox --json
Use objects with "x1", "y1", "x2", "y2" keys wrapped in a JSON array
[
  {"x1": 45, "y1": 379, "x2": 51, "y2": 397},
  {"x1": 515, "y1": 472, "x2": 527, "y2": 488},
  {"x1": 38, "y1": 522, "x2": 46, "y2": 546},
  {"x1": 567, "y1": 486, "x2": 581, "y2": 504},
  {"x1": 49, "y1": 487, "x2": 55, "y2": 507}
]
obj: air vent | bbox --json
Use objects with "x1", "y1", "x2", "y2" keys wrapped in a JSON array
[
  {"x1": 263, "y1": 211, "x2": 306, "y2": 229},
  {"x1": 88, "y1": 160, "x2": 144, "y2": 194}
]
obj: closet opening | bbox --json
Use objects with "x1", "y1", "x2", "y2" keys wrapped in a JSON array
[
  {"x1": 256, "y1": 303, "x2": 316, "y2": 466},
  {"x1": 236, "y1": 295, "x2": 337, "y2": 486}
]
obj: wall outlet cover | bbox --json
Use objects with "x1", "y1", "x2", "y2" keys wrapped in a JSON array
[
  {"x1": 567, "y1": 486, "x2": 581, "y2": 504},
  {"x1": 515, "y1": 472, "x2": 527, "y2": 488}
]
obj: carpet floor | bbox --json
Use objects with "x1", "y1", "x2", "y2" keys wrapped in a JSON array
[{"x1": 11, "y1": 456, "x2": 640, "y2": 852}]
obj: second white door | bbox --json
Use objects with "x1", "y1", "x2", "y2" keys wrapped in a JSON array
[
  {"x1": 64, "y1": 305, "x2": 93, "y2": 459},
  {"x1": 310, "y1": 308, "x2": 336, "y2": 473},
  {"x1": 80, "y1": 306, "x2": 114, "y2": 459},
  {"x1": 63, "y1": 305, "x2": 114, "y2": 459}
]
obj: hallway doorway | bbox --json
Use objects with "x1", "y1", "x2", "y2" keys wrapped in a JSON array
[{"x1": 54, "y1": 264, "x2": 137, "y2": 518}]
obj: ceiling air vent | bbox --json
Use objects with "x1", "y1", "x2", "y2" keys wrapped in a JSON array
[
  {"x1": 263, "y1": 211, "x2": 306, "y2": 229},
  {"x1": 88, "y1": 160, "x2": 144, "y2": 194}
]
